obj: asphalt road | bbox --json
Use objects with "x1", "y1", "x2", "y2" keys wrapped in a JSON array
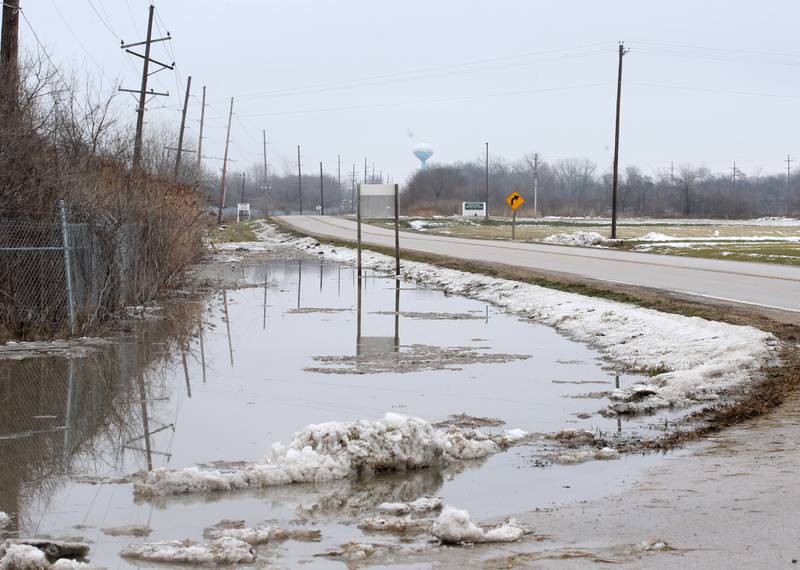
[{"x1": 277, "y1": 215, "x2": 800, "y2": 314}]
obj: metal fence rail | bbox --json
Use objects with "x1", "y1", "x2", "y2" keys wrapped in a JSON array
[{"x1": 0, "y1": 201, "x2": 138, "y2": 337}]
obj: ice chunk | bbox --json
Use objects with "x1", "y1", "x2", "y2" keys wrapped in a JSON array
[
  {"x1": 377, "y1": 496, "x2": 443, "y2": 515},
  {"x1": 120, "y1": 537, "x2": 255, "y2": 564},
  {"x1": 431, "y1": 506, "x2": 485, "y2": 544}
]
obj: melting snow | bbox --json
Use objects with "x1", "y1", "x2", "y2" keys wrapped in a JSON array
[
  {"x1": 431, "y1": 506, "x2": 527, "y2": 544},
  {"x1": 134, "y1": 414, "x2": 522, "y2": 497},
  {"x1": 543, "y1": 231, "x2": 607, "y2": 246},
  {"x1": 0, "y1": 544, "x2": 92, "y2": 569},
  {"x1": 377, "y1": 496, "x2": 443, "y2": 515}
]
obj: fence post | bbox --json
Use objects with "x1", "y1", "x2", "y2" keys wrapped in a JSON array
[{"x1": 58, "y1": 200, "x2": 76, "y2": 332}]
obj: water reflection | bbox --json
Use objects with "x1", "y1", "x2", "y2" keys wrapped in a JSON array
[{"x1": 355, "y1": 277, "x2": 401, "y2": 357}]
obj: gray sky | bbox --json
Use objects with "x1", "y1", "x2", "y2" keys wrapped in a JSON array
[{"x1": 21, "y1": 0, "x2": 800, "y2": 183}]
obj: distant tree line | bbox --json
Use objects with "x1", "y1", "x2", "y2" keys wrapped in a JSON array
[{"x1": 401, "y1": 156, "x2": 798, "y2": 219}]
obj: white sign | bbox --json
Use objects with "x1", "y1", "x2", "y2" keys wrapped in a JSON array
[
  {"x1": 360, "y1": 183, "x2": 395, "y2": 197},
  {"x1": 462, "y1": 201, "x2": 486, "y2": 217},
  {"x1": 237, "y1": 202, "x2": 251, "y2": 222}
]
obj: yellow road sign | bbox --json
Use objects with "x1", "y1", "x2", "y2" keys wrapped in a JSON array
[{"x1": 506, "y1": 191, "x2": 525, "y2": 211}]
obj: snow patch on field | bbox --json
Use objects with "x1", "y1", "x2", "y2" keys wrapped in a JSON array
[
  {"x1": 260, "y1": 222, "x2": 778, "y2": 415},
  {"x1": 134, "y1": 413, "x2": 523, "y2": 497},
  {"x1": 543, "y1": 231, "x2": 607, "y2": 246},
  {"x1": 120, "y1": 537, "x2": 255, "y2": 565}
]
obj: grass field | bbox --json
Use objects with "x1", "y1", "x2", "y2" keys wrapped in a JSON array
[
  {"x1": 209, "y1": 221, "x2": 258, "y2": 243},
  {"x1": 374, "y1": 217, "x2": 800, "y2": 266}
]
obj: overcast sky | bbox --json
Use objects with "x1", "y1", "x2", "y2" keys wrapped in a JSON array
[{"x1": 20, "y1": 0, "x2": 800, "y2": 183}]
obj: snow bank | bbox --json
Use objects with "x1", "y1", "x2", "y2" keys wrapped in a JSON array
[
  {"x1": 378, "y1": 496, "x2": 442, "y2": 515},
  {"x1": 0, "y1": 513, "x2": 7, "y2": 527},
  {"x1": 134, "y1": 413, "x2": 520, "y2": 497},
  {"x1": 431, "y1": 506, "x2": 526, "y2": 544},
  {"x1": 259, "y1": 222, "x2": 778, "y2": 414},
  {"x1": 543, "y1": 231, "x2": 607, "y2": 247},
  {"x1": 120, "y1": 537, "x2": 255, "y2": 565}
]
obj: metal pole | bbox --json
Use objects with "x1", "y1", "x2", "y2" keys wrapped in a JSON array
[
  {"x1": 394, "y1": 183, "x2": 400, "y2": 276},
  {"x1": 611, "y1": 42, "x2": 628, "y2": 239},
  {"x1": 58, "y1": 200, "x2": 76, "y2": 332},
  {"x1": 512, "y1": 208, "x2": 516, "y2": 240},
  {"x1": 357, "y1": 183, "x2": 362, "y2": 277},
  {"x1": 319, "y1": 161, "x2": 325, "y2": 215},
  {"x1": 297, "y1": 145, "x2": 303, "y2": 215}
]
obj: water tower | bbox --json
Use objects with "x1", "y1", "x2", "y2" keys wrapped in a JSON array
[{"x1": 413, "y1": 142, "x2": 434, "y2": 169}]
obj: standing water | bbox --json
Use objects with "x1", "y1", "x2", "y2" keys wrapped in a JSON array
[{"x1": 0, "y1": 258, "x2": 672, "y2": 567}]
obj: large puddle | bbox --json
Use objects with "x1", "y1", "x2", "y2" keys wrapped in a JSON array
[{"x1": 0, "y1": 258, "x2": 675, "y2": 567}]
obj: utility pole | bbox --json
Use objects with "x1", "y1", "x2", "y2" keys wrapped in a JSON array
[
  {"x1": 217, "y1": 97, "x2": 234, "y2": 224},
  {"x1": 239, "y1": 171, "x2": 246, "y2": 204},
  {"x1": 319, "y1": 161, "x2": 325, "y2": 215},
  {"x1": 533, "y1": 152, "x2": 539, "y2": 217},
  {"x1": 0, "y1": 0, "x2": 19, "y2": 108},
  {"x1": 297, "y1": 145, "x2": 303, "y2": 215},
  {"x1": 352, "y1": 164, "x2": 357, "y2": 214},
  {"x1": 484, "y1": 142, "x2": 489, "y2": 220},
  {"x1": 786, "y1": 154, "x2": 793, "y2": 216},
  {"x1": 731, "y1": 162, "x2": 737, "y2": 189},
  {"x1": 610, "y1": 42, "x2": 629, "y2": 239},
  {"x1": 337, "y1": 154, "x2": 342, "y2": 215},
  {"x1": 196, "y1": 85, "x2": 206, "y2": 184},
  {"x1": 262, "y1": 129, "x2": 268, "y2": 217},
  {"x1": 364, "y1": 157, "x2": 368, "y2": 186},
  {"x1": 174, "y1": 75, "x2": 192, "y2": 177},
  {"x1": 120, "y1": 5, "x2": 173, "y2": 170}
]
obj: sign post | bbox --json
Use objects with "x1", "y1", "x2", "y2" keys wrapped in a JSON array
[{"x1": 505, "y1": 191, "x2": 525, "y2": 241}]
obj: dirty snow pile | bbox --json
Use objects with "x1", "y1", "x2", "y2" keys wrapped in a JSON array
[
  {"x1": 543, "y1": 231, "x2": 607, "y2": 247},
  {"x1": 258, "y1": 223, "x2": 778, "y2": 414},
  {"x1": 134, "y1": 413, "x2": 525, "y2": 497},
  {"x1": 204, "y1": 523, "x2": 321, "y2": 545},
  {"x1": 120, "y1": 537, "x2": 255, "y2": 565},
  {"x1": 431, "y1": 506, "x2": 527, "y2": 544},
  {"x1": 0, "y1": 513, "x2": 7, "y2": 527},
  {"x1": 377, "y1": 496, "x2": 442, "y2": 515},
  {"x1": 0, "y1": 544, "x2": 91, "y2": 569}
]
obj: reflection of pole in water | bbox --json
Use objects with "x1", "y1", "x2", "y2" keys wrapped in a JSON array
[
  {"x1": 485, "y1": 305, "x2": 489, "y2": 324},
  {"x1": 182, "y1": 343, "x2": 192, "y2": 398},
  {"x1": 199, "y1": 323, "x2": 207, "y2": 384},
  {"x1": 356, "y1": 276, "x2": 362, "y2": 356},
  {"x1": 319, "y1": 262, "x2": 323, "y2": 292},
  {"x1": 136, "y1": 367, "x2": 153, "y2": 471},
  {"x1": 262, "y1": 266, "x2": 268, "y2": 330},
  {"x1": 337, "y1": 265, "x2": 341, "y2": 297},
  {"x1": 615, "y1": 375, "x2": 621, "y2": 433},
  {"x1": 297, "y1": 259, "x2": 303, "y2": 310},
  {"x1": 223, "y1": 290, "x2": 234, "y2": 367},
  {"x1": 62, "y1": 359, "x2": 76, "y2": 459},
  {"x1": 394, "y1": 278, "x2": 400, "y2": 352}
]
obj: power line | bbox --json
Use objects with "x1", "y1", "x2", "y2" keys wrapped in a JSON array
[
  {"x1": 235, "y1": 82, "x2": 614, "y2": 118},
  {"x1": 86, "y1": 0, "x2": 121, "y2": 40},
  {"x1": 209, "y1": 43, "x2": 614, "y2": 103},
  {"x1": 628, "y1": 81, "x2": 800, "y2": 100}
]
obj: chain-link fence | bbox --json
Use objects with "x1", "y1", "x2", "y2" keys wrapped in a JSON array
[{"x1": 0, "y1": 201, "x2": 141, "y2": 338}]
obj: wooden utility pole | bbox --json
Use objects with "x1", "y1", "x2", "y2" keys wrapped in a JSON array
[
  {"x1": 484, "y1": 142, "x2": 489, "y2": 220},
  {"x1": 196, "y1": 85, "x2": 206, "y2": 183},
  {"x1": 297, "y1": 145, "x2": 303, "y2": 214},
  {"x1": 533, "y1": 152, "x2": 539, "y2": 217},
  {"x1": 610, "y1": 42, "x2": 629, "y2": 239},
  {"x1": 262, "y1": 129, "x2": 268, "y2": 217},
  {"x1": 217, "y1": 97, "x2": 234, "y2": 224},
  {"x1": 319, "y1": 161, "x2": 325, "y2": 215},
  {"x1": 0, "y1": 0, "x2": 19, "y2": 108},
  {"x1": 337, "y1": 154, "x2": 342, "y2": 214},
  {"x1": 239, "y1": 171, "x2": 246, "y2": 205},
  {"x1": 786, "y1": 154, "x2": 793, "y2": 215},
  {"x1": 174, "y1": 75, "x2": 192, "y2": 177}
]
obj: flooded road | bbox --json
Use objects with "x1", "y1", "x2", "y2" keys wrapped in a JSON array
[{"x1": 0, "y1": 258, "x2": 675, "y2": 567}]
